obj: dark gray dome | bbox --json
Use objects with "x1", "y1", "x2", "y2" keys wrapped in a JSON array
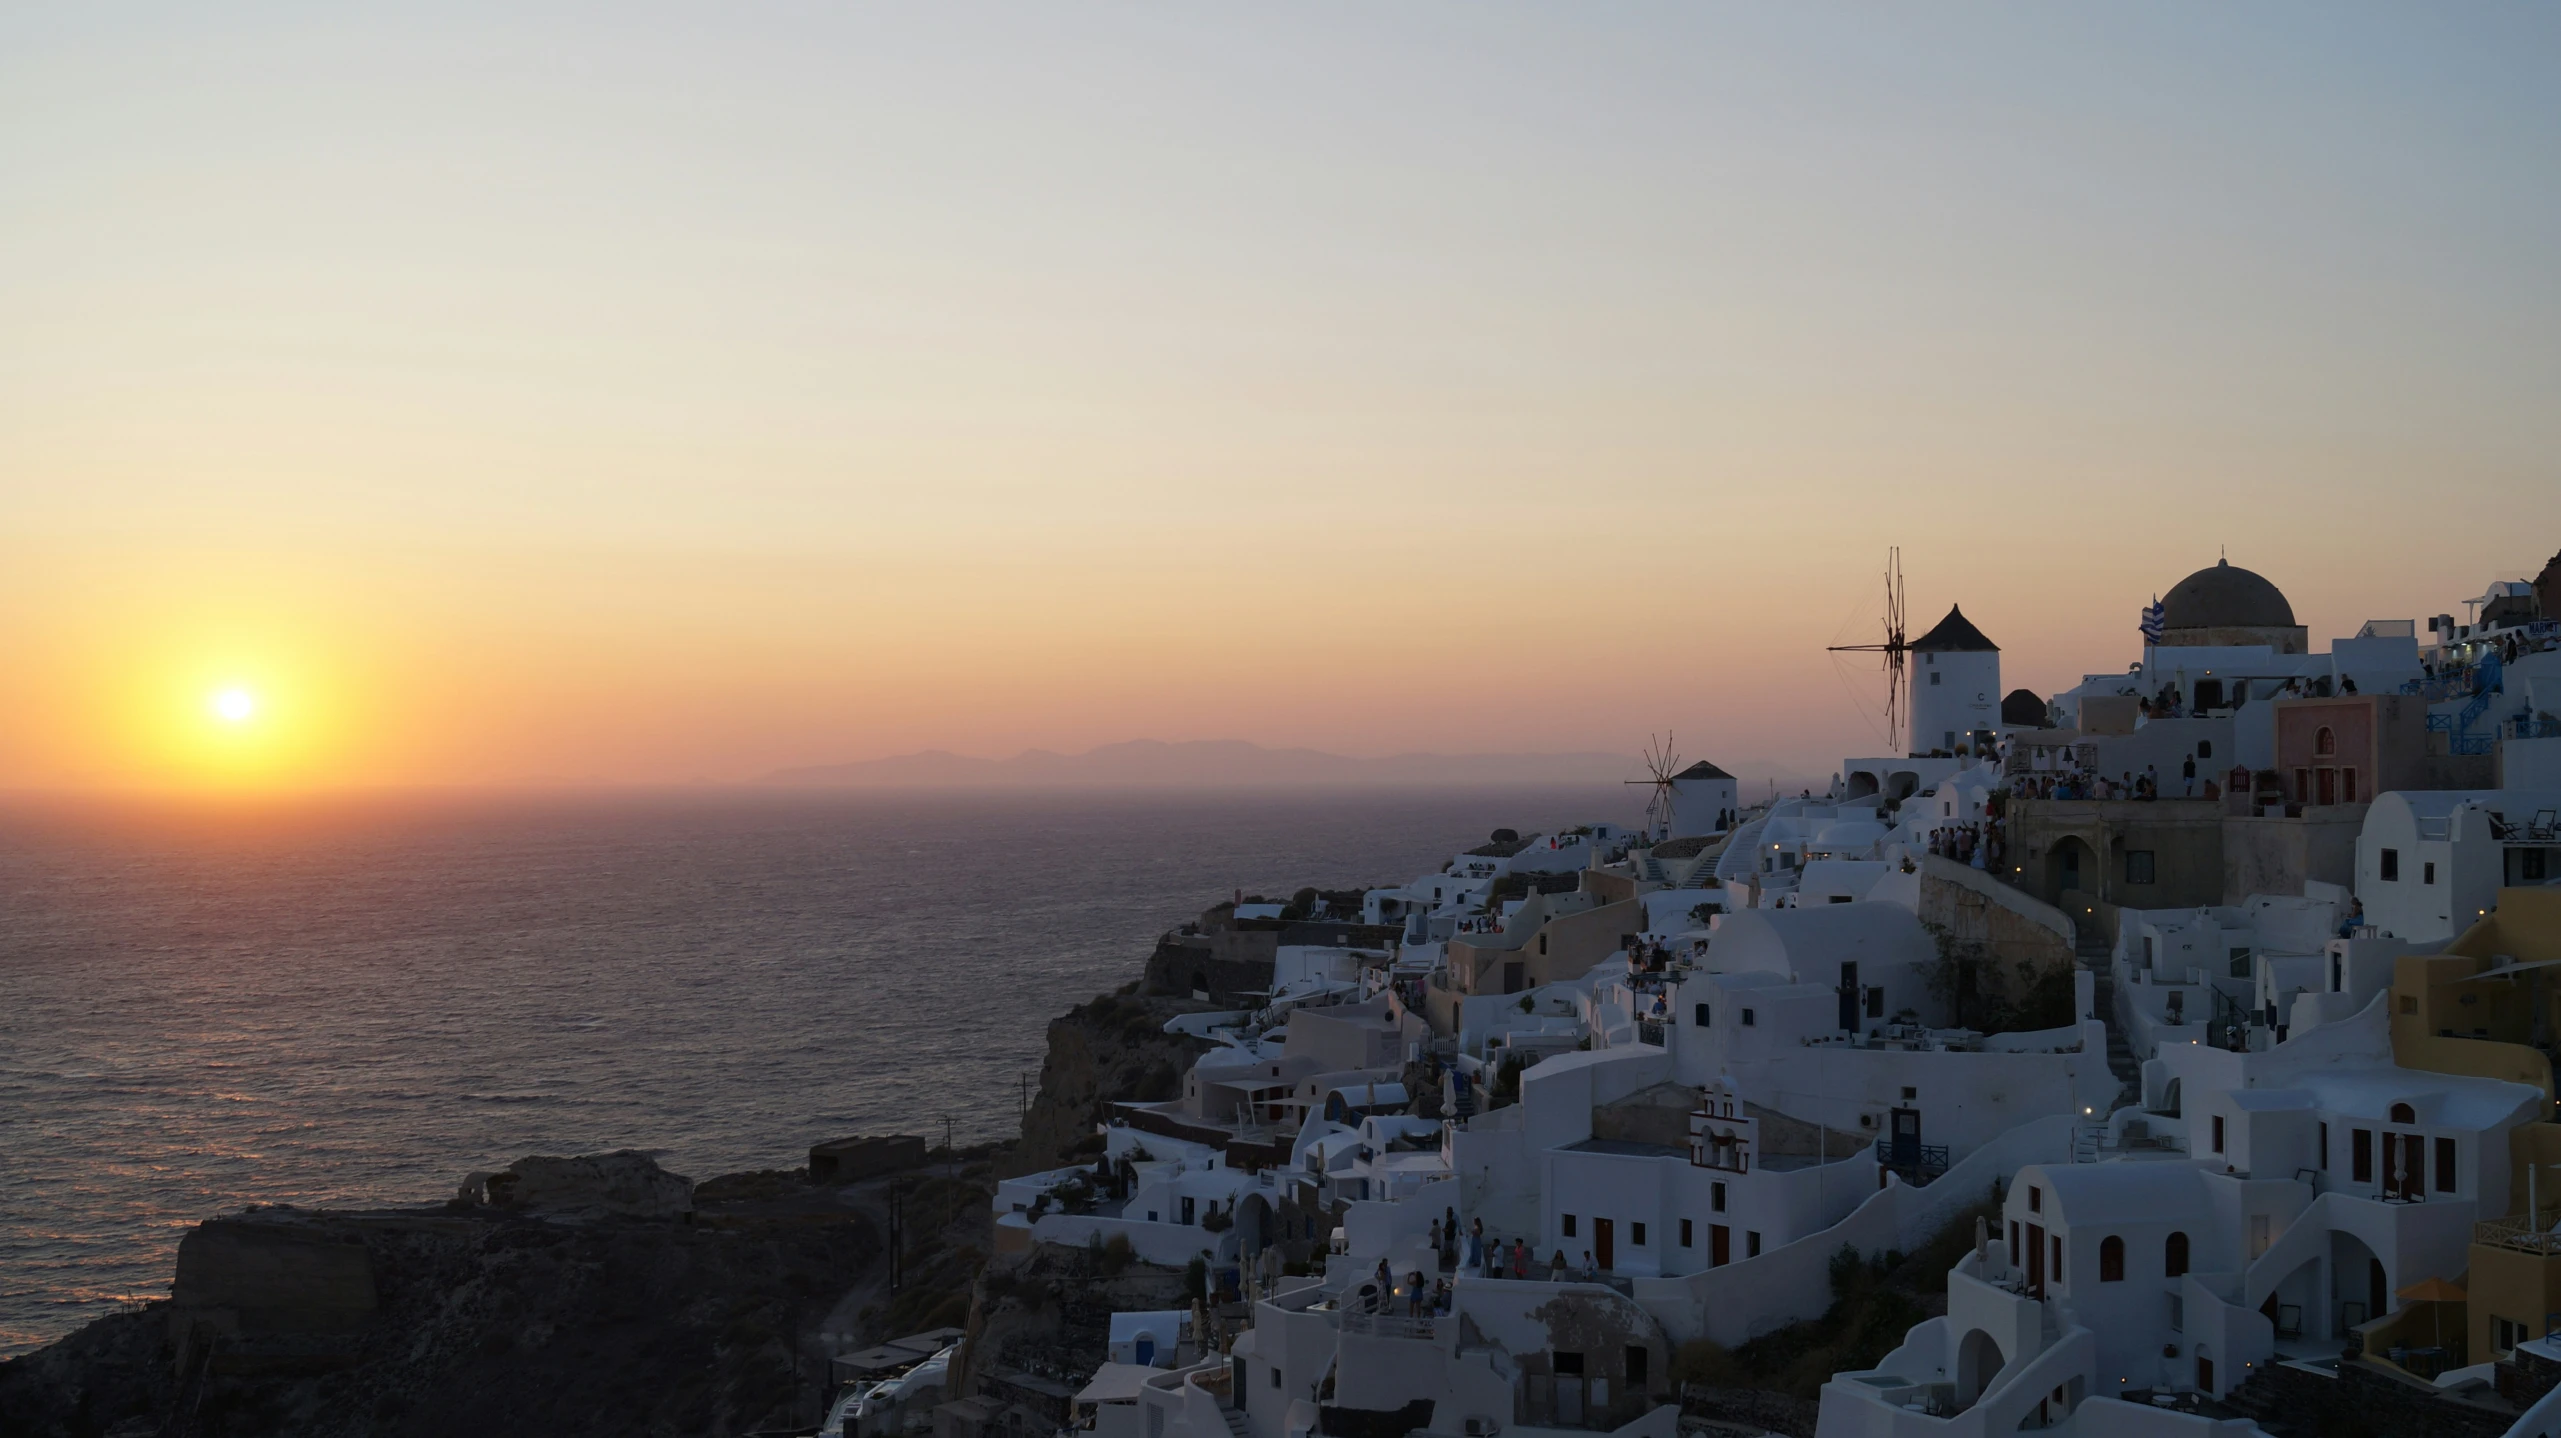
[{"x1": 2162, "y1": 560, "x2": 2294, "y2": 630}]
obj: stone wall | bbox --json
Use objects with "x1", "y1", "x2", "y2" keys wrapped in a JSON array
[
  {"x1": 2221, "y1": 807, "x2": 2367, "y2": 902},
  {"x1": 1916, "y1": 857, "x2": 2077, "y2": 976}
]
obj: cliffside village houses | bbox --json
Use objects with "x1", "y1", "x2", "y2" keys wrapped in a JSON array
[{"x1": 956, "y1": 554, "x2": 2561, "y2": 1438}]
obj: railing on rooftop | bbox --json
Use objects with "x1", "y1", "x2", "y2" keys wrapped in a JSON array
[
  {"x1": 1338, "y1": 1311, "x2": 1439, "y2": 1340},
  {"x1": 2475, "y1": 1212, "x2": 2561, "y2": 1256},
  {"x1": 1874, "y1": 1139, "x2": 1950, "y2": 1186}
]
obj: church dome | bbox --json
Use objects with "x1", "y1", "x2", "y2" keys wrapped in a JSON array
[{"x1": 2161, "y1": 559, "x2": 2294, "y2": 631}]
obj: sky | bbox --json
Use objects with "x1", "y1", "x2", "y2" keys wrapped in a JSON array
[{"x1": 3, "y1": 4, "x2": 2558, "y2": 789}]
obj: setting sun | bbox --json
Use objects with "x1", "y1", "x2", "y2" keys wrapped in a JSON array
[{"x1": 210, "y1": 687, "x2": 257, "y2": 724}]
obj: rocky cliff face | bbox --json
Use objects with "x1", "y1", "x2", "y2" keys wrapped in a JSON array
[
  {"x1": 0, "y1": 1152, "x2": 979, "y2": 1438},
  {"x1": 1004, "y1": 989, "x2": 1215, "y2": 1179}
]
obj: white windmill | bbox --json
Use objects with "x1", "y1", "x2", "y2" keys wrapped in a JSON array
[{"x1": 1628, "y1": 733, "x2": 1682, "y2": 841}]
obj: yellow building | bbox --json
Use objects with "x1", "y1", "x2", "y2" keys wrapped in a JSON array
[{"x1": 2400, "y1": 890, "x2": 2561, "y2": 1361}]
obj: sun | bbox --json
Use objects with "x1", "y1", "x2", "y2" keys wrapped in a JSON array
[{"x1": 210, "y1": 686, "x2": 258, "y2": 724}]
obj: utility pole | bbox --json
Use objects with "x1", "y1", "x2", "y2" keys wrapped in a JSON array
[{"x1": 945, "y1": 1115, "x2": 956, "y2": 1176}]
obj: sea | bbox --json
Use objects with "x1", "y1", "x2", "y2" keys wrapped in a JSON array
[{"x1": 0, "y1": 784, "x2": 1625, "y2": 1359}]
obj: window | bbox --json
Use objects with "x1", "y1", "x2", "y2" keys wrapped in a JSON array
[
  {"x1": 2168, "y1": 1294, "x2": 2184, "y2": 1332},
  {"x1": 1694, "y1": 1002, "x2": 1710, "y2": 1027},
  {"x1": 2051, "y1": 1235, "x2": 2063, "y2": 1285},
  {"x1": 1866, "y1": 987, "x2": 1884, "y2": 1018},
  {"x1": 2198, "y1": 741, "x2": 2213, "y2": 759},
  {"x1": 2230, "y1": 947, "x2": 2252, "y2": 979},
  {"x1": 2343, "y1": 769, "x2": 2359, "y2": 803},
  {"x1": 1538, "y1": 934, "x2": 1547, "y2": 956},
  {"x1": 1632, "y1": 1222, "x2": 1647, "y2": 1246},
  {"x1": 1563, "y1": 1214, "x2": 1577, "y2": 1238},
  {"x1": 2009, "y1": 1220, "x2": 2020, "y2": 1266},
  {"x1": 2166, "y1": 1232, "x2": 2190, "y2": 1278},
  {"x1": 2399, "y1": 995, "x2": 2418, "y2": 1015},
  {"x1": 2100, "y1": 1235, "x2": 2125, "y2": 1282},
  {"x1": 2315, "y1": 726, "x2": 2337, "y2": 757},
  {"x1": 2212, "y1": 1115, "x2": 2225, "y2": 1153},
  {"x1": 1554, "y1": 1352, "x2": 1583, "y2": 1376},
  {"x1": 2424, "y1": 862, "x2": 2437, "y2": 885},
  {"x1": 1747, "y1": 1231, "x2": 1762, "y2": 1258},
  {"x1": 1711, "y1": 1182, "x2": 1727, "y2": 1213},
  {"x1": 1902, "y1": 1087, "x2": 1918, "y2": 1101},
  {"x1": 2381, "y1": 848, "x2": 2400, "y2": 881},
  {"x1": 2126, "y1": 850, "x2": 2156, "y2": 885},
  {"x1": 2028, "y1": 1185, "x2": 2041, "y2": 1213},
  {"x1": 2529, "y1": 851, "x2": 2552, "y2": 883},
  {"x1": 1680, "y1": 1219, "x2": 1694, "y2": 1248},
  {"x1": 1741, "y1": 1008, "x2": 1756, "y2": 1027},
  {"x1": 2320, "y1": 1122, "x2": 2329, "y2": 1170},
  {"x1": 2353, "y1": 1129, "x2": 2373, "y2": 1183},
  {"x1": 2498, "y1": 1317, "x2": 2530, "y2": 1355},
  {"x1": 2437, "y1": 1137, "x2": 2457, "y2": 1192},
  {"x1": 2390, "y1": 1102, "x2": 2416, "y2": 1124},
  {"x1": 1930, "y1": 671, "x2": 1942, "y2": 685},
  {"x1": 1271, "y1": 1366, "x2": 1282, "y2": 1389}
]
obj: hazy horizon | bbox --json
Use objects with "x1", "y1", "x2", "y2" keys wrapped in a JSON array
[{"x1": 7, "y1": 5, "x2": 2557, "y2": 790}]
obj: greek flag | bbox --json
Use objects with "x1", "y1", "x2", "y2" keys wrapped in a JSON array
[{"x1": 2140, "y1": 599, "x2": 2165, "y2": 644}]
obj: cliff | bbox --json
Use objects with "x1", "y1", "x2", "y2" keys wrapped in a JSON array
[
  {"x1": 1004, "y1": 988, "x2": 1217, "y2": 1179},
  {"x1": 0, "y1": 1150, "x2": 993, "y2": 1438}
]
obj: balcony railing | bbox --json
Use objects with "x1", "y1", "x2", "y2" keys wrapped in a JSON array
[
  {"x1": 2475, "y1": 1213, "x2": 2561, "y2": 1256},
  {"x1": 1339, "y1": 1311, "x2": 1439, "y2": 1339}
]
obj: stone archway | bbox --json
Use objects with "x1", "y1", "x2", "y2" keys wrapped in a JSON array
[{"x1": 2046, "y1": 836, "x2": 2097, "y2": 905}]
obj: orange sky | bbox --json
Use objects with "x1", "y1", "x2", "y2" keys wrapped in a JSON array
[{"x1": 4, "y1": 7, "x2": 2557, "y2": 790}]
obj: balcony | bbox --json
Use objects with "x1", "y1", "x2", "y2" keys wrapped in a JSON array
[{"x1": 2475, "y1": 1213, "x2": 2561, "y2": 1256}]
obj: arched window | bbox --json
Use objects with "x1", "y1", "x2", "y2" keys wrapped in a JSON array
[
  {"x1": 2391, "y1": 1102, "x2": 2416, "y2": 1124},
  {"x1": 2165, "y1": 1232, "x2": 2190, "y2": 1278},
  {"x1": 2100, "y1": 1235, "x2": 2126, "y2": 1282},
  {"x1": 2315, "y1": 727, "x2": 2337, "y2": 757}
]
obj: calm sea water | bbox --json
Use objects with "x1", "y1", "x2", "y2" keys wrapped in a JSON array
[{"x1": 0, "y1": 785, "x2": 1624, "y2": 1357}]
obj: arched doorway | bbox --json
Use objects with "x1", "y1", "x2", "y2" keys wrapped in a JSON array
[
  {"x1": 2330, "y1": 1230, "x2": 2387, "y2": 1336},
  {"x1": 1954, "y1": 1327, "x2": 2007, "y2": 1409},
  {"x1": 2046, "y1": 837, "x2": 2096, "y2": 904},
  {"x1": 1236, "y1": 1192, "x2": 1272, "y2": 1267}
]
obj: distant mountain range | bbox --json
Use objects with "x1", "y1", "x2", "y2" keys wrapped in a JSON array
[{"x1": 765, "y1": 739, "x2": 1653, "y2": 789}]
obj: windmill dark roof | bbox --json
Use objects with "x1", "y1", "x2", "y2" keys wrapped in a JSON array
[
  {"x1": 1673, "y1": 760, "x2": 1733, "y2": 781},
  {"x1": 1911, "y1": 604, "x2": 1998, "y2": 653},
  {"x1": 2161, "y1": 559, "x2": 2295, "y2": 631}
]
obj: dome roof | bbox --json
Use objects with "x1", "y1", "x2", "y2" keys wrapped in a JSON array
[
  {"x1": 2000, "y1": 689, "x2": 2050, "y2": 727},
  {"x1": 1911, "y1": 604, "x2": 1998, "y2": 653},
  {"x1": 2162, "y1": 559, "x2": 2295, "y2": 631}
]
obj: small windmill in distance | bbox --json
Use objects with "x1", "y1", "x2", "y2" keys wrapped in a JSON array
[
  {"x1": 1828, "y1": 547, "x2": 1910, "y2": 756},
  {"x1": 1628, "y1": 732, "x2": 1681, "y2": 839}
]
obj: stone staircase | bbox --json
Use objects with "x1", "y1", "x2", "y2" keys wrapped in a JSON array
[{"x1": 2079, "y1": 923, "x2": 2141, "y2": 1115}]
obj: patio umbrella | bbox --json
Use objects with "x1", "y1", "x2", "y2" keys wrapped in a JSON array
[{"x1": 2396, "y1": 1278, "x2": 2467, "y2": 1353}]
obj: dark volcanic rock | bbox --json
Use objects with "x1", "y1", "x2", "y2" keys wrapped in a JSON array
[{"x1": 0, "y1": 1160, "x2": 919, "y2": 1438}]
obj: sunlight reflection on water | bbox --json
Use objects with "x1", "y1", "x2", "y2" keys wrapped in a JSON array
[{"x1": 0, "y1": 784, "x2": 1620, "y2": 1355}]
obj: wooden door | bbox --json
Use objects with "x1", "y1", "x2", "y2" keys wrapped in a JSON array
[
  {"x1": 1595, "y1": 1217, "x2": 1615, "y2": 1271},
  {"x1": 1710, "y1": 1224, "x2": 1729, "y2": 1267},
  {"x1": 2199, "y1": 1355, "x2": 2214, "y2": 1393},
  {"x1": 2027, "y1": 1223, "x2": 2045, "y2": 1297}
]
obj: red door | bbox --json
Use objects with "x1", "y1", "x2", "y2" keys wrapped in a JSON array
[{"x1": 1594, "y1": 1217, "x2": 1615, "y2": 1271}]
